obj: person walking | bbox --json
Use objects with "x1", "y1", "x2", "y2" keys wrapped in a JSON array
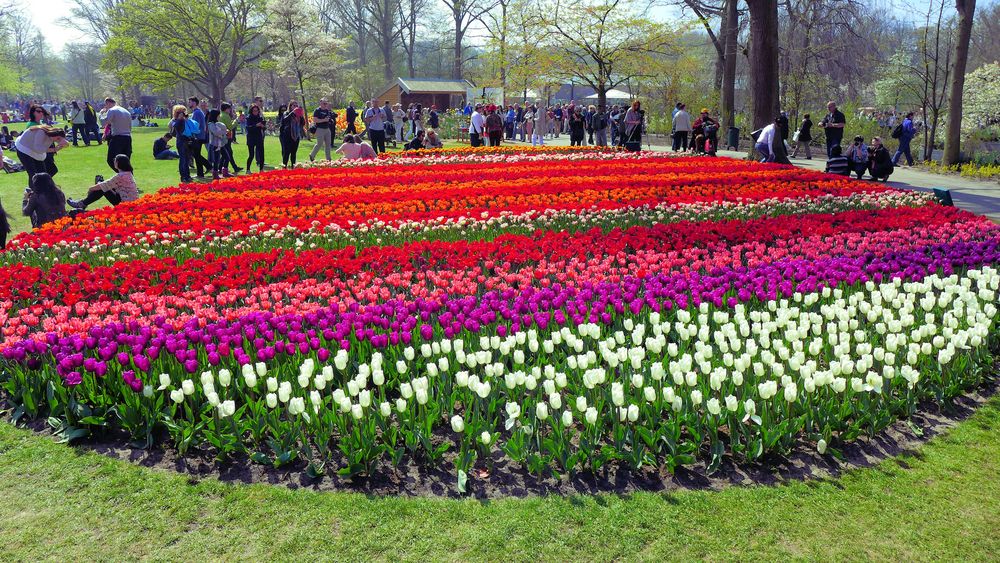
[
  {"x1": 83, "y1": 101, "x2": 102, "y2": 145},
  {"x1": 206, "y1": 109, "x2": 230, "y2": 179},
  {"x1": 671, "y1": 104, "x2": 692, "y2": 151},
  {"x1": 219, "y1": 103, "x2": 242, "y2": 174},
  {"x1": 821, "y1": 101, "x2": 846, "y2": 157},
  {"x1": 187, "y1": 97, "x2": 211, "y2": 178},
  {"x1": 364, "y1": 99, "x2": 387, "y2": 154},
  {"x1": 345, "y1": 102, "x2": 358, "y2": 134},
  {"x1": 168, "y1": 105, "x2": 194, "y2": 183},
  {"x1": 892, "y1": 111, "x2": 916, "y2": 167},
  {"x1": 279, "y1": 101, "x2": 306, "y2": 168},
  {"x1": 69, "y1": 101, "x2": 88, "y2": 146},
  {"x1": 99, "y1": 97, "x2": 132, "y2": 172},
  {"x1": 245, "y1": 104, "x2": 266, "y2": 172},
  {"x1": 791, "y1": 113, "x2": 813, "y2": 159},
  {"x1": 392, "y1": 104, "x2": 406, "y2": 143},
  {"x1": 309, "y1": 98, "x2": 335, "y2": 162}
]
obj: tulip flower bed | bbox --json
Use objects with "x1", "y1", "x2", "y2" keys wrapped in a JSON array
[{"x1": 1, "y1": 149, "x2": 998, "y2": 493}]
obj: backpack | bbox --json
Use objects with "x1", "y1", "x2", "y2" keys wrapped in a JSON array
[{"x1": 891, "y1": 123, "x2": 903, "y2": 139}]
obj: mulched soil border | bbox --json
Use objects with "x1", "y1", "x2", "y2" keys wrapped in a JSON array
[{"x1": 4, "y1": 376, "x2": 997, "y2": 499}]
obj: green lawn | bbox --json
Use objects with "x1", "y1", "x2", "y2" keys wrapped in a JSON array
[
  {"x1": 1, "y1": 127, "x2": 461, "y2": 237},
  {"x1": 1, "y1": 396, "x2": 998, "y2": 560}
]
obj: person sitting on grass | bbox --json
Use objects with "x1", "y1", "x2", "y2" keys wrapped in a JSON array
[
  {"x1": 335, "y1": 135, "x2": 361, "y2": 159},
  {"x1": 68, "y1": 154, "x2": 138, "y2": 210},
  {"x1": 423, "y1": 129, "x2": 443, "y2": 149},
  {"x1": 153, "y1": 133, "x2": 179, "y2": 160},
  {"x1": 355, "y1": 134, "x2": 377, "y2": 160},
  {"x1": 824, "y1": 145, "x2": 851, "y2": 176},
  {"x1": 404, "y1": 130, "x2": 426, "y2": 151},
  {"x1": 22, "y1": 172, "x2": 67, "y2": 228}
]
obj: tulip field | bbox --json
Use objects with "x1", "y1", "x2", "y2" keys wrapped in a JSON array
[{"x1": 1, "y1": 147, "x2": 998, "y2": 495}]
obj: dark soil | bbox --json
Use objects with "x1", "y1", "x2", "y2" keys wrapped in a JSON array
[{"x1": 10, "y1": 379, "x2": 997, "y2": 499}]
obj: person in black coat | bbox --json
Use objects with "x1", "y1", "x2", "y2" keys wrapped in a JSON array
[
  {"x1": 867, "y1": 136, "x2": 894, "y2": 181},
  {"x1": 791, "y1": 113, "x2": 813, "y2": 159},
  {"x1": 22, "y1": 173, "x2": 67, "y2": 228},
  {"x1": 345, "y1": 102, "x2": 358, "y2": 134}
]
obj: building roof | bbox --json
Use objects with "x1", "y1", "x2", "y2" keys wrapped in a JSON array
[
  {"x1": 397, "y1": 78, "x2": 473, "y2": 94},
  {"x1": 585, "y1": 88, "x2": 633, "y2": 100}
]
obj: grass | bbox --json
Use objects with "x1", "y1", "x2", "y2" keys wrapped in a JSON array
[
  {"x1": 0, "y1": 126, "x2": 465, "y2": 237},
  {"x1": 0, "y1": 395, "x2": 998, "y2": 560}
]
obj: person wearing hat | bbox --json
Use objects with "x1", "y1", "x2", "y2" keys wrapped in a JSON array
[
  {"x1": 469, "y1": 103, "x2": 485, "y2": 147},
  {"x1": 309, "y1": 98, "x2": 335, "y2": 162}
]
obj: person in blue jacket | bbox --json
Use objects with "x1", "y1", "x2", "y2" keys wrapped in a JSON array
[{"x1": 892, "y1": 111, "x2": 917, "y2": 167}]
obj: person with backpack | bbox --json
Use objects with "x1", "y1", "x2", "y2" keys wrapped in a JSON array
[
  {"x1": 845, "y1": 135, "x2": 869, "y2": 179},
  {"x1": 891, "y1": 111, "x2": 916, "y2": 166}
]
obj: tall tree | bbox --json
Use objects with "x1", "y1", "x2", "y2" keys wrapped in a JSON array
[
  {"x1": 746, "y1": 0, "x2": 779, "y2": 129},
  {"x1": 719, "y1": 0, "x2": 737, "y2": 128},
  {"x1": 943, "y1": 0, "x2": 976, "y2": 165},
  {"x1": 104, "y1": 0, "x2": 268, "y2": 103},
  {"x1": 541, "y1": 0, "x2": 682, "y2": 108},
  {"x1": 63, "y1": 42, "x2": 105, "y2": 101},
  {"x1": 58, "y1": 0, "x2": 125, "y2": 43},
  {"x1": 395, "y1": 0, "x2": 430, "y2": 78},
  {"x1": 267, "y1": 0, "x2": 344, "y2": 108},
  {"x1": 315, "y1": 0, "x2": 371, "y2": 66},
  {"x1": 367, "y1": 0, "x2": 400, "y2": 81},
  {"x1": 441, "y1": 0, "x2": 499, "y2": 79}
]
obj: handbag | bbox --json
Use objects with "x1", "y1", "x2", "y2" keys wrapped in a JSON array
[{"x1": 792, "y1": 131, "x2": 800, "y2": 143}]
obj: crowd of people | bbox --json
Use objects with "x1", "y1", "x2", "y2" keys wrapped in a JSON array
[
  {"x1": 465, "y1": 100, "x2": 645, "y2": 150},
  {"x1": 0, "y1": 90, "x2": 930, "y2": 248},
  {"x1": 744, "y1": 101, "x2": 920, "y2": 182}
]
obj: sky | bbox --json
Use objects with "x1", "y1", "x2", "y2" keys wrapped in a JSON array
[{"x1": 30, "y1": 0, "x2": 944, "y2": 54}]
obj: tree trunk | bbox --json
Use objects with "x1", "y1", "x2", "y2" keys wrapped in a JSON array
[
  {"x1": 747, "y1": 0, "x2": 780, "y2": 130},
  {"x1": 720, "y1": 0, "x2": 738, "y2": 130},
  {"x1": 943, "y1": 0, "x2": 976, "y2": 165},
  {"x1": 453, "y1": 20, "x2": 464, "y2": 79}
]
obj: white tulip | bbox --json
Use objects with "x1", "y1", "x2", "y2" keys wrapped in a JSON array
[
  {"x1": 170, "y1": 389, "x2": 185, "y2": 404},
  {"x1": 576, "y1": 396, "x2": 588, "y2": 412},
  {"x1": 536, "y1": 402, "x2": 549, "y2": 421},
  {"x1": 451, "y1": 414, "x2": 465, "y2": 432},
  {"x1": 585, "y1": 407, "x2": 599, "y2": 425},
  {"x1": 480, "y1": 431, "x2": 491, "y2": 445},
  {"x1": 266, "y1": 393, "x2": 278, "y2": 408},
  {"x1": 706, "y1": 398, "x2": 721, "y2": 415},
  {"x1": 218, "y1": 369, "x2": 232, "y2": 388},
  {"x1": 562, "y1": 410, "x2": 573, "y2": 426},
  {"x1": 181, "y1": 379, "x2": 195, "y2": 396},
  {"x1": 158, "y1": 373, "x2": 171, "y2": 391}
]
